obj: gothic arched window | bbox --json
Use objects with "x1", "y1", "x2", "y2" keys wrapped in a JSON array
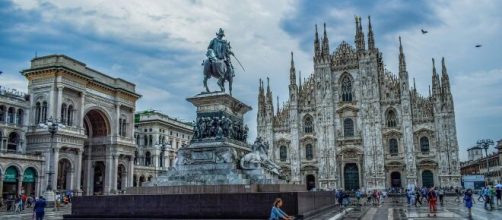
[
  {"x1": 305, "y1": 144, "x2": 313, "y2": 160},
  {"x1": 341, "y1": 75, "x2": 353, "y2": 102},
  {"x1": 304, "y1": 115, "x2": 314, "y2": 133},
  {"x1": 420, "y1": 137, "x2": 430, "y2": 154},
  {"x1": 7, "y1": 132, "x2": 19, "y2": 151},
  {"x1": 143, "y1": 135, "x2": 148, "y2": 147},
  {"x1": 389, "y1": 138, "x2": 398, "y2": 155},
  {"x1": 280, "y1": 146, "x2": 287, "y2": 162},
  {"x1": 145, "y1": 151, "x2": 151, "y2": 166},
  {"x1": 386, "y1": 109, "x2": 397, "y2": 127},
  {"x1": 343, "y1": 118, "x2": 354, "y2": 137}
]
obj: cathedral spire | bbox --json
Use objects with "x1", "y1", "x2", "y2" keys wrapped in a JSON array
[
  {"x1": 321, "y1": 23, "x2": 330, "y2": 57},
  {"x1": 441, "y1": 57, "x2": 451, "y2": 95},
  {"x1": 314, "y1": 24, "x2": 320, "y2": 57},
  {"x1": 276, "y1": 96, "x2": 280, "y2": 115},
  {"x1": 432, "y1": 58, "x2": 441, "y2": 96},
  {"x1": 367, "y1": 16, "x2": 375, "y2": 51},
  {"x1": 299, "y1": 71, "x2": 302, "y2": 91},
  {"x1": 355, "y1": 16, "x2": 365, "y2": 52},
  {"x1": 290, "y1": 52, "x2": 296, "y2": 85},
  {"x1": 398, "y1": 36, "x2": 407, "y2": 73}
]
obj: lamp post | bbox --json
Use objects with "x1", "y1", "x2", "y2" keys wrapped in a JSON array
[
  {"x1": 477, "y1": 139, "x2": 494, "y2": 186},
  {"x1": 41, "y1": 117, "x2": 63, "y2": 208}
]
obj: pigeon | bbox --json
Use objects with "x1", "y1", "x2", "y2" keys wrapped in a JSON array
[
  {"x1": 421, "y1": 29, "x2": 428, "y2": 34},
  {"x1": 475, "y1": 44, "x2": 482, "y2": 48}
]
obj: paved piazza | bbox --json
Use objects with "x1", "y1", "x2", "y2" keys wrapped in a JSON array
[{"x1": 358, "y1": 197, "x2": 502, "y2": 220}]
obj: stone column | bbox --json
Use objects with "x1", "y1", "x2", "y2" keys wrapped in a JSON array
[
  {"x1": 56, "y1": 86, "x2": 63, "y2": 121},
  {"x1": 112, "y1": 155, "x2": 118, "y2": 193},
  {"x1": 115, "y1": 105, "x2": 121, "y2": 137},
  {"x1": 52, "y1": 147, "x2": 59, "y2": 191},
  {"x1": 0, "y1": 175, "x2": 4, "y2": 197},
  {"x1": 104, "y1": 154, "x2": 113, "y2": 195},
  {"x1": 74, "y1": 150, "x2": 83, "y2": 194},
  {"x1": 79, "y1": 92, "x2": 85, "y2": 128},
  {"x1": 153, "y1": 154, "x2": 159, "y2": 168},
  {"x1": 35, "y1": 178, "x2": 40, "y2": 197},
  {"x1": 17, "y1": 175, "x2": 23, "y2": 195},
  {"x1": 128, "y1": 156, "x2": 134, "y2": 187}
]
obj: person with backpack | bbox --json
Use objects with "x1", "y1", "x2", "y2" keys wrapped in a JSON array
[
  {"x1": 427, "y1": 187, "x2": 437, "y2": 217},
  {"x1": 355, "y1": 189, "x2": 362, "y2": 206},
  {"x1": 463, "y1": 189, "x2": 473, "y2": 217}
]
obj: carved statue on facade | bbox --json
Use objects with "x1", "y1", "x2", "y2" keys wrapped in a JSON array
[
  {"x1": 240, "y1": 137, "x2": 282, "y2": 175},
  {"x1": 192, "y1": 115, "x2": 248, "y2": 142}
]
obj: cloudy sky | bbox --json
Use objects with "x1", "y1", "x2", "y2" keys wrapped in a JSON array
[{"x1": 0, "y1": 0, "x2": 500, "y2": 160}]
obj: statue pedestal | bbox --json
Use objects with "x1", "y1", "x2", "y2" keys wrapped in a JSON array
[{"x1": 146, "y1": 92, "x2": 284, "y2": 186}]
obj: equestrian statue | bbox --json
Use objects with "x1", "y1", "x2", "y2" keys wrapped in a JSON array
[{"x1": 202, "y1": 28, "x2": 244, "y2": 96}]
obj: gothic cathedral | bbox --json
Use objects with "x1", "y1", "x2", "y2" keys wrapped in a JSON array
[{"x1": 256, "y1": 17, "x2": 461, "y2": 191}]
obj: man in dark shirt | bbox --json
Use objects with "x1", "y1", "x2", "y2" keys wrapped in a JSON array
[{"x1": 33, "y1": 196, "x2": 47, "y2": 220}]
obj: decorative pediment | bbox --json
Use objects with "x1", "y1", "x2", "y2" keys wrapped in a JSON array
[
  {"x1": 382, "y1": 128, "x2": 402, "y2": 136},
  {"x1": 301, "y1": 165, "x2": 319, "y2": 171},
  {"x1": 336, "y1": 104, "x2": 359, "y2": 113},
  {"x1": 300, "y1": 135, "x2": 317, "y2": 142},
  {"x1": 414, "y1": 127, "x2": 433, "y2": 134}
]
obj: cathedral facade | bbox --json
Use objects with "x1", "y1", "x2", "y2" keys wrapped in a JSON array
[{"x1": 257, "y1": 17, "x2": 461, "y2": 191}]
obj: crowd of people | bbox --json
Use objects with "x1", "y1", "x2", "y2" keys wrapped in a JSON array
[{"x1": 0, "y1": 191, "x2": 74, "y2": 219}]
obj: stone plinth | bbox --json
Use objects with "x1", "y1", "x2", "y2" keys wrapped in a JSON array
[
  {"x1": 126, "y1": 184, "x2": 306, "y2": 195},
  {"x1": 64, "y1": 191, "x2": 335, "y2": 219}
]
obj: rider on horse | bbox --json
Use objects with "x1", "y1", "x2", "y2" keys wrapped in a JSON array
[{"x1": 207, "y1": 28, "x2": 235, "y2": 79}]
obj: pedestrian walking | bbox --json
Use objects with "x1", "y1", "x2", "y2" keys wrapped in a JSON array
[
  {"x1": 427, "y1": 187, "x2": 437, "y2": 217},
  {"x1": 496, "y1": 186, "x2": 501, "y2": 206},
  {"x1": 355, "y1": 190, "x2": 362, "y2": 206},
  {"x1": 438, "y1": 188, "x2": 444, "y2": 206},
  {"x1": 408, "y1": 189, "x2": 416, "y2": 207},
  {"x1": 14, "y1": 195, "x2": 22, "y2": 214},
  {"x1": 478, "y1": 187, "x2": 486, "y2": 202},
  {"x1": 33, "y1": 196, "x2": 47, "y2": 220},
  {"x1": 415, "y1": 188, "x2": 422, "y2": 206},
  {"x1": 269, "y1": 198, "x2": 294, "y2": 220},
  {"x1": 463, "y1": 189, "x2": 473, "y2": 217}
]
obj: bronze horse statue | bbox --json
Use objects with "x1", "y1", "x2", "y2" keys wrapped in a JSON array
[{"x1": 202, "y1": 49, "x2": 234, "y2": 95}]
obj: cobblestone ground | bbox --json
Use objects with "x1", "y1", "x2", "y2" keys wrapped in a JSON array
[
  {"x1": 358, "y1": 196, "x2": 502, "y2": 220},
  {"x1": 0, "y1": 205, "x2": 71, "y2": 220}
]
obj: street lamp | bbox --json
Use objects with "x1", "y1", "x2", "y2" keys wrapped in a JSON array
[
  {"x1": 39, "y1": 117, "x2": 64, "y2": 207},
  {"x1": 477, "y1": 139, "x2": 494, "y2": 185}
]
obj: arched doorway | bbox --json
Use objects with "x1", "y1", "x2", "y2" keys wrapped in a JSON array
[
  {"x1": 3, "y1": 166, "x2": 19, "y2": 197},
  {"x1": 117, "y1": 164, "x2": 126, "y2": 191},
  {"x1": 57, "y1": 159, "x2": 72, "y2": 191},
  {"x1": 344, "y1": 163, "x2": 359, "y2": 191},
  {"x1": 306, "y1": 175, "x2": 316, "y2": 191},
  {"x1": 139, "y1": 176, "x2": 145, "y2": 187},
  {"x1": 422, "y1": 170, "x2": 434, "y2": 188},
  {"x1": 22, "y1": 167, "x2": 37, "y2": 196},
  {"x1": 82, "y1": 109, "x2": 110, "y2": 195},
  {"x1": 390, "y1": 172, "x2": 402, "y2": 188},
  {"x1": 93, "y1": 162, "x2": 105, "y2": 195}
]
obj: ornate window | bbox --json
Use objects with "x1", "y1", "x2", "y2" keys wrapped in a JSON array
[
  {"x1": 119, "y1": 116, "x2": 127, "y2": 137},
  {"x1": 16, "y1": 109, "x2": 23, "y2": 126},
  {"x1": 143, "y1": 135, "x2": 148, "y2": 147},
  {"x1": 67, "y1": 105, "x2": 74, "y2": 126},
  {"x1": 145, "y1": 151, "x2": 151, "y2": 166},
  {"x1": 7, "y1": 107, "x2": 15, "y2": 124},
  {"x1": 341, "y1": 75, "x2": 353, "y2": 102},
  {"x1": 389, "y1": 138, "x2": 398, "y2": 155},
  {"x1": 386, "y1": 109, "x2": 397, "y2": 127},
  {"x1": 61, "y1": 104, "x2": 67, "y2": 124},
  {"x1": 0, "y1": 105, "x2": 5, "y2": 122},
  {"x1": 280, "y1": 146, "x2": 287, "y2": 162},
  {"x1": 305, "y1": 144, "x2": 313, "y2": 160},
  {"x1": 343, "y1": 118, "x2": 354, "y2": 137},
  {"x1": 35, "y1": 102, "x2": 41, "y2": 124},
  {"x1": 420, "y1": 137, "x2": 430, "y2": 154},
  {"x1": 7, "y1": 132, "x2": 19, "y2": 151},
  {"x1": 304, "y1": 115, "x2": 314, "y2": 133},
  {"x1": 149, "y1": 135, "x2": 153, "y2": 146}
]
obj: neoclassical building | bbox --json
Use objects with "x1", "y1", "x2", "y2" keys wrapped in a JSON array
[
  {"x1": 1, "y1": 86, "x2": 44, "y2": 198},
  {"x1": 20, "y1": 55, "x2": 141, "y2": 196},
  {"x1": 257, "y1": 17, "x2": 460, "y2": 191},
  {"x1": 133, "y1": 110, "x2": 193, "y2": 187}
]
